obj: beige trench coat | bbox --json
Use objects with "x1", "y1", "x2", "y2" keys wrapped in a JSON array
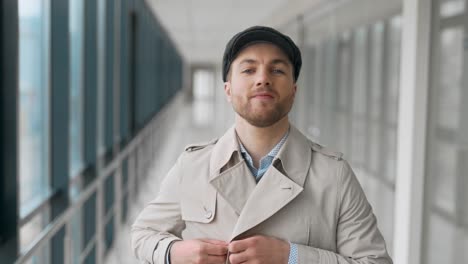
[{"x1": 131, "y1": 125, "x2": 393, "y2": 264}]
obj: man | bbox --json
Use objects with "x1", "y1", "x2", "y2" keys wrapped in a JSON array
[{"x1": 131, "y1": 26, "x2": 392, "y2": 264}]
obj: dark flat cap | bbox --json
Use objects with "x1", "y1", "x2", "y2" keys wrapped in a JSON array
[{"x1": 222, "y1": 25, "x2": 302, "y2": 82}]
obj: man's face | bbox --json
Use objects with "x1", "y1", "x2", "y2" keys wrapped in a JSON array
[{"x1": 224, "y1": 43, "x2": 297, "y2": 127}]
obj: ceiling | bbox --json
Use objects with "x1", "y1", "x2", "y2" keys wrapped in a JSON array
[
  {"x1": 146, "y1": 0, "x2": 322, "y2": 65},
  {"x1": 146, "y1": 0, "x2": 401, "y2": 66}
]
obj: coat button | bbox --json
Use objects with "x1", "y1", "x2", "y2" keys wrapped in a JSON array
[{"x1": 205, "y1": 210, "x2": 212, "y2": 219}]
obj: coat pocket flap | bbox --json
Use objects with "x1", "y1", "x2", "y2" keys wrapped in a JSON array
[{"x1": 181, "y1": 187, "x2": 217, "y2": 223}]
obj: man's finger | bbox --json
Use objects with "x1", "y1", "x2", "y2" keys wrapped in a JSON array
[
  {"x1": 229, "y1": 251, "x2": 249, "y2": 264},
  {"x1": 200, "y1": 238, "x2": 228, "y2": 246},
  {"x1": 205, "y1": 243, "x2": 229, "y2": 256},
  {"x1": 228, "y1": 240, "x2": 249, "y2": 253}
]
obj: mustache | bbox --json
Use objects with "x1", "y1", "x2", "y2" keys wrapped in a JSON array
[{"x1": 251, "y1": 87, "x2": 277, "y2": 96}]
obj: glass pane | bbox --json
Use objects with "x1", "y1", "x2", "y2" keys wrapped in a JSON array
[
  {"x1": 20, "y1": 208, "x2": 50, "y2": 252},
  {"x1": 352, "y1": 27, "x2": 367, "y2": 117},
  {"x1": 370, "y1": 22, "x2": 384, "y2": 120},
  {"x1": 83, "y1": 193, "x2": 96, "y2": 246},
  {"x1": 322, "y1": 39, "x2": 339, "y2": 146},
  {"x1": 295, "y1": 45, "x2": 315, "y2": 134},
  {"x1": 350, "y1": 27, "x2": 367, "y2": 166},
  {"x1": 104, "y1": 174, "x2": 114, "y2": 213},
  {"x1": 97, "y1": 0, "x2": 107, "y2": 155},
  {"x1": 71, "y1": 211, "x2": 83, "y2": 264},
  {"x1": 426, "y1": 211, "x2": 468, "y2": 264},
  {"x1": 440, "y1": 0, "x2": 465, "y2": 18},
  {"x1": 18, "y1": 0, "x2": 51, "y2": 210},
  {"x1": 83, "y1": 246, "x2": 96, "y2": 264},
  {"x1": 386, "y1": 16, "x2": 401, "y2": 125},
  {"x1": 69, "y1": 0, "x2": 85, "y2": 176},
  {"x1": 430, "y1": 142, "x2": 458, "y2": 215},
  {"x1": 121, "y1": 193, "x2": 128, "y2": 222},
  {"x1": 337, "y1": 32, "x2": 351, "y2": 111},
  {"x1": 437, "y1": 27, "x2": 463, "y2": 131},
  {"x1": 105, "y1": 216, "x2": 115, "y2": 252},
  {"x1": 23, "y1": 244, "x2": 51, "y2": 264},
  {"x1": 104, "y1": 0, "x2": 115, "y2": 155},
  {"x1": 424, "y1": 20, "x2": 468, "y2": 263},
  {"x1": 310, "y1": 43, "x2": 325, "y2": 141},
  {"x1": 351, "y1": 119, "x2": 366, "y2": 165},
  {"x1": 369, "y1": 122, "x2": 380, "y2": 173},
  {"x1": 384, "y1": 128, "x2": 397, "y2": 183},
  {"x1": 192, "y1": 69, "x2": 215, "y2": 127},
  {"x1": 336, "y1": 113, "x2": 348, "y2": 155}
]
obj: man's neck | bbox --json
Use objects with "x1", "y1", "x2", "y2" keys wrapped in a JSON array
[{"x1": 235, "y1": 116, "x2": 290, "y2": 168}]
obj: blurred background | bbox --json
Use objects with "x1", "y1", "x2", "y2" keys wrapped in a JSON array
[{"x1": 1, "y1": 0, "x2": 467, "y2": 263}]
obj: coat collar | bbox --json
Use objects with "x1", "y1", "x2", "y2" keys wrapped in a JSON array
[
  {"x1": 274, "y1": 125, "x2": 311, "y2": 187},
  {"x1": 209, "y1": 124, "x2": 312, "y2": 240},
  {"x1": 209, "y1": 125, "x2": 240, "y2": 180},
  {"x1": 209, "y1": 124, "x2": 311, "y2": 186}
]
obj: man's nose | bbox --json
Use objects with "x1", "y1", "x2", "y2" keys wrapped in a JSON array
[{"x1": 255, "y1": 69, "x2": 271, "y2": 86}]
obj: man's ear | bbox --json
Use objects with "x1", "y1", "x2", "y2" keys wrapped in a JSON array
[{"x1": 224, "y1": 81, "x2": 232, "y2": 102}]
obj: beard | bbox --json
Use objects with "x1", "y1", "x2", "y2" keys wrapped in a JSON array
[{"x1": 231, "y1": 90, "x2": 295, "y2": 128}]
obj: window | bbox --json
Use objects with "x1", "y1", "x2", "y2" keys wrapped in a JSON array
[
  {"x1": 424, "y1": 21, "x2": 468, "y2": 263},
  {"x1": 440, "y1": 0, "x2": 465, "y2": 18},
  {"x1": 18, "y1": 0, "x2": 51, "y2": 214},
  {"x1": 350, "y1": 27, "x2": 367, "y2": 166},
  {"x1": 369, "y1": 22, "x2": 384, "y2": 174},
  {"x1": 383, "y1": 16, "x2": 401, "y2": 183},
  {"x1": 69, "y1": 0, "x2": 85, "y2": 177},
  {"x1": 336, "y1": 32, "x2": 352, "y2": 156},
  {"x1": 192, "y1": 69, "x2": 215, "y2": 127}
]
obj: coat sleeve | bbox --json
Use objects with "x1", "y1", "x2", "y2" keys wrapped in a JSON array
[
  {"x1": 296, "y1": 161, "x2": 393, "y2": 264},
  {"x1": 131, "y1": 155, "x2": 185, "y2": 264}
]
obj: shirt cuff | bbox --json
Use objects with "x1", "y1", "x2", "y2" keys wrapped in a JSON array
[
  {"x1": 288, "y1": 242, "x2": 298, "y2": 264},
  {"x1": 165, "y1": 240, "x2": 177, "y2": 264}
]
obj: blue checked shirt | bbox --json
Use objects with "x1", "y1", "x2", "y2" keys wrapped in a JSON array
[
  {"x1": 238, "y1": 130, "x2": 289, "y2": 182},
  {"x1": 165, "y1": 129, "x2": 298, "y2": 264},
  {"x1": 238, "y1": 129, "x2": 298, "y2": 264}
]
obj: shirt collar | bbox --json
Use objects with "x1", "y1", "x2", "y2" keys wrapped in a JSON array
[{"x1": 238, "y1": 128, "x2": 290, "y2": 162}]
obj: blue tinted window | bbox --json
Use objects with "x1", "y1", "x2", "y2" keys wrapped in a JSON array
[
  {"x1": 69, "y1": 0, "x2": 85, "y2": 176},
  {"x1": 18, "y1": 0, "x2": 51, "y2": 213}
]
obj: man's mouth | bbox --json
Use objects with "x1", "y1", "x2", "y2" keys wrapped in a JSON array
[{"x1": 251, "y1": 92, "x2": 274, "y2": 99}]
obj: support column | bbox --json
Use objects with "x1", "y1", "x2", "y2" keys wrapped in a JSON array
[{"x1": 393, "y1": 0, "x2": 432, "y2": 264}]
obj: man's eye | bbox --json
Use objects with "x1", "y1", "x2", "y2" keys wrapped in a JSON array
[
  {"x1": 272, "y1": 69, "x2": 285, "y2": 74},
  {"x1": 242, "y1": 69, "x2": 254, "y2": 74}
]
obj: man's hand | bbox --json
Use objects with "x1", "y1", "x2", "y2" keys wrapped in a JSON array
[
  {"x1": 170, "y1": 239, "x2": 228, "y2": 264},
  {"x1": 228, "y1": 235, "x2": 290, "y2": 264}
]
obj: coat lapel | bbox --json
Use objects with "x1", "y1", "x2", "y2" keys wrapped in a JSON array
[
  {"x1": 208, "y1": 125, "x2": 312, "y2": 240},
  {"x1": 210, "y1": 161, "x2": 256, "y2": 215},
  {"x1": 230, "y1": 165, "x2": 303, "y2": 240},
  {"x1": 209, "y1": 126, "x2": 257, "y2": 216}
]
